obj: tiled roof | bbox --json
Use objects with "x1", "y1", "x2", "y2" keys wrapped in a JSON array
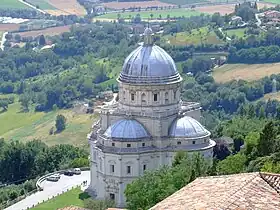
[{"x1": 150, "y1": 172, "x2": 280, "y2": 210}]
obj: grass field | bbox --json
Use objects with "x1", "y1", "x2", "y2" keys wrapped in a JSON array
[
  {"x1": 0, "y1": 0, "x2": 28, "y2": 9},
  {"x1": 17, "y1": 25, "x2": 71, "y2": 38},
  {"x1": 213, "y1": 63, "x2": 280, "y2": 83},
  {"x1": 163, "y1": 26, "x2": 224, "y2": 45},
  {"x1": 0, "y1": 98, "x2": 97, "y2": 147},
  {"x1": 96, "y1": 8, "x2": 201, "y2": 20},
  {"x1": 26, "y1": 0, "x2": 56, "y2": 10},
  {"x1": 102, "y1": 0, "x2": 174, "y2": 9},
  {"x1": 32, "y1": 187, "x2": 88, "y2": 210},
  {"x1": 225, "y1": 28, "x2": 246, "y2": 39}
]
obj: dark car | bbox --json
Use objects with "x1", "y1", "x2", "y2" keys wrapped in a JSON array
[{"x1": 64, "y1": 170, "x2": 74, "y2": 176}]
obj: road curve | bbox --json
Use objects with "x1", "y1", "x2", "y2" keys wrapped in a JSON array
[{"x1": 5, "y1": 171, "x2": 90, "y2": 210}]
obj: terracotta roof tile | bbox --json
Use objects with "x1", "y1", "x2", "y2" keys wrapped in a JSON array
[{"x1": 150, "y1": 172, "x2": 280, "y2": 210}]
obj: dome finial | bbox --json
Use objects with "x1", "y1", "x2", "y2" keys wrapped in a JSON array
[{"x1": 143, "y1": 26, "x2": 153, "y2": 46}]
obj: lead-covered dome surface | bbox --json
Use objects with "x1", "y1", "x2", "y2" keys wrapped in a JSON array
[
  {"x1": 118, "y1": 28, "x2": 181, "y2": 84},
  {"x1": 169, "y1": 116, "x2": 210, "y2": 138},
  {"x1": 104, "y1": 119, "x2": 149, "y2": 139}
]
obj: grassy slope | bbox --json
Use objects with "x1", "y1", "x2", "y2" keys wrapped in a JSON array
[
  {"x1": 0, "y1": 99, "x2": 97, "y2": 147},
  {"x1": 25, "y1": 0, "x2": 56, "y2": 10},
  {"x1": 163, "y1": 26, "x2": 224, "y2": 45},
  {"x1": 32, "y1": 187, "x2": 89, "y2": 210},
  {"x1": 97, "y1": 9, "x2": 201, "y2": 20},
  {"x1": 262, "y1": 91, "x2": 280, "y2": 101},
  {"x1": 0, "y1": 0, "x2": 28, "y2": 9},
  {"x1": 213, "y1": 63, "x2": 280, "y2": 83},
  {"x1": 225, "y1": 28, "x2": 246, "y2": 39}
]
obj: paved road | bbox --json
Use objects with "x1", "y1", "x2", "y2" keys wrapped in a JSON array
[{"x1": 5, "y1": 171, "x2": 90, "y2": 210}]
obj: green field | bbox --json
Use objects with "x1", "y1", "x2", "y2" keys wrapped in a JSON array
[
  {"x1": 163, "y1": 26, "x2": 224, "y2": 46},
  {"x1": 96, "y1": 9, "x2": 201, "y2": 20},
  {"x1": 159, "y1": 0, "x2": 208, "y2": 5},
  {"x1": 25, "y1": 0, "x2": 56, "y2": 10},
  {"x1": 225, "y1": 28, "x2": 246, "y2": 39},
  {"x1": 0, "y1": 0, "x2": 28, "y2": 9},
  {"x1": 0, "y1": 97, "x2": 96, "y2": 148},
  {"x1": 32, "y1": 188, "x2": 89, "y2": 210}
]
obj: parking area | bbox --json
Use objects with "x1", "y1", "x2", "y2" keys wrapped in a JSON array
[{"x1": 5, "y1": 171, "x2": 90, "y2": 210}]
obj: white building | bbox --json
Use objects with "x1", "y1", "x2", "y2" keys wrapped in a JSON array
[{"x1": 87, "y1": 28, "x2": 216, "y2": 207}]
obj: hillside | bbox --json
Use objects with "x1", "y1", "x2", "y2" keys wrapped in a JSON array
[{"x1": 213, "y1": 63, "x2": 280, "y2": 83}]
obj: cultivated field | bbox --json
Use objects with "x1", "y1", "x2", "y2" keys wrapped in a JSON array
[
  {"x1": 16, "y1": 25, "x2": 71, "y2": 37},
  {"x1": 0, "y1": 23, "x2": 20, "y2": 32},
  {"x1": 102, "y1": 0, "x2": 174, "y2": 9},
  {"x1": 26, "y1": 0, "x2": 55, "y2": 10},
  {"x1": 262, "y1": 92, "x2": 280, "y2": 101},
  {"x1": 163, "y1": 26, "x2": 224, "y2": 45},
  {"x1": 196, "y1": 2, "x2": 275, "y2": 15},
  {"x1": 45, "y1": 0, "x2": 86, "y2": 16},
  {"x1": 96, "y1": 8, "x2": 201, "y2": 20},
  {"x1": 0, "y1": 0, "x2": 28, "y2": 9},
  {"x1": 213, "y1": 63, "x2": 280, "y2": 83}
]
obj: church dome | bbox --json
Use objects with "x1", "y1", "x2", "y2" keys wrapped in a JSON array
[
  {"x1": 104, "y1": 119, "x2": 149, "y2": 139},
  {"x1": 118, "y1": 28, "x2": 181, "y2": 84},
  {"x1": 169, "y1": 116, "x2": 210, "y2": 138}
]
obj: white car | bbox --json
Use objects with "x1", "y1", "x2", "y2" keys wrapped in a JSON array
[
  {"x1": 53, "y1": 173, "x2": 61, "y2": 179},
  {"x1": 46, "y1": 175, "x2": 59, "y2": 182},
  {"x1": 73, "y1": 168, "x2": 81, "y2": 175}
]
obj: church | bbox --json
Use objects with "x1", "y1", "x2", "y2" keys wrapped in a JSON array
[{"x1": 87, "y1": 27, "x2": 216, "y2": 207}]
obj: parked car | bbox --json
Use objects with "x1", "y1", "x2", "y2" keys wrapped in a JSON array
[
  {"x1": 53, "y1": 173, "x2": 61, "y2": 179},
  {"x1": 73, "y1": 168, "x2": 81, "y2": 175},
  {"x1": 64, "y1": 170, "x2": 74, "y2": 176},
  {"x1": 46, "y1": 175, "x2": 59, "y2": 182}
]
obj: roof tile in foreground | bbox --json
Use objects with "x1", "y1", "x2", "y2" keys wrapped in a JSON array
[{"x1": 150, "y1": 172, "x2": 280, "y2": 210}]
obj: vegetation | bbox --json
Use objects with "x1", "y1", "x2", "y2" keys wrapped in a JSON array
[
  {"x1": 55, "y1": 114, "x2": 67, "y2": 132},
  {"x1": 96, "y1": 9, "x2": 202, "y2": 20},
  {"x1": 125, "y1": 152, "x2": 209, "y2": 210},
  {"x1": 32, "y1": 187, "x2": 115, "y2": 210}
]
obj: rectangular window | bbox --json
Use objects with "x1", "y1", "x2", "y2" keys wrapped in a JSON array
[
  {"x1": 143, "y1": 164, "x2": 146, "y2": 171},
  {"x1": 112, "y1": 143, "x2": 115, "y2": 147},
  {"x1": 192, "y1": 141, "x2": 195, "y2": 145},
  {"x1": 127, "y1": 144, "x2": 131, "y2": 148},
  {"x1": 177, "y1": 141, "x2": 181, "y2": 145},
  {"x1": 109, "y1": 193, "x2": 115, "y2": 200},
  {"x1": 153, "y1": 94, "x2": 158, "y2": 101},
  {"x1": 110, "y1": 165, "x2": 115, "y2": 173},
  {"x1": 127, "y1": 166, "x2": 131, "y2": 174},
  {"x1": 131, "y1": 93, "x2": 135, "y2": 101},
  {"x1": 142, "y1": 143, "x2": 145, "y2": 147}
]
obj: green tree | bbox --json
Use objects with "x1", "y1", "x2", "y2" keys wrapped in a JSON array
[
  {"x1": 217, "y1": 153, "x2": 246, "y2": 175},
  {"x1": 258, "y1": 121, "x2": 276, "y2": 156},
  {"x1": 55, "y1": 114, "x2": 67, "y2": 132}
]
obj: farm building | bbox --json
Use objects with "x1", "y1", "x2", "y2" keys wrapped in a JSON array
[{"x1": 264, "y1": 10, "x2": 280, "y2": 19}]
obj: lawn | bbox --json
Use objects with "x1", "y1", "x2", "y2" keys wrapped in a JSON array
[
  {"x1": 25, "y1": 0, "x2": 56, "y2": 10},
  {"x1": 164, "y1": 26, "x2": 224, "y2": 45},
  {"x1": 159, "y1": 0, "x2": 208, "y2": 5},
  {"x1": 96, "y1": 8, "x2": 201, "y2": 20},
  {"x1": 32, "y1": 187, "x2": 89, "y2": 210},
  {"x1": 225, "y1": 28, "x2": 246, "y2": 39},
  {"x1": 0, "y1": 0, "x2": 28, "y2": 9},
  {"x1": 213, "y1": 63, "x2": 280, "y2": 83},
  {"x1": 0, "y1": 97, "x2": 97, "y2": 148}
]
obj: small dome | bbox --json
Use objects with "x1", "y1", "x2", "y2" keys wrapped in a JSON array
[
  {"x1": 118, "y1": 28, "x2": 181, "y2": 84},
  {"x1": 169, "y1": 116, "x2": 210, "y2": 138},
  {"x1": 104, "y1": 119, "x2": 149, "y2": 139}
]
